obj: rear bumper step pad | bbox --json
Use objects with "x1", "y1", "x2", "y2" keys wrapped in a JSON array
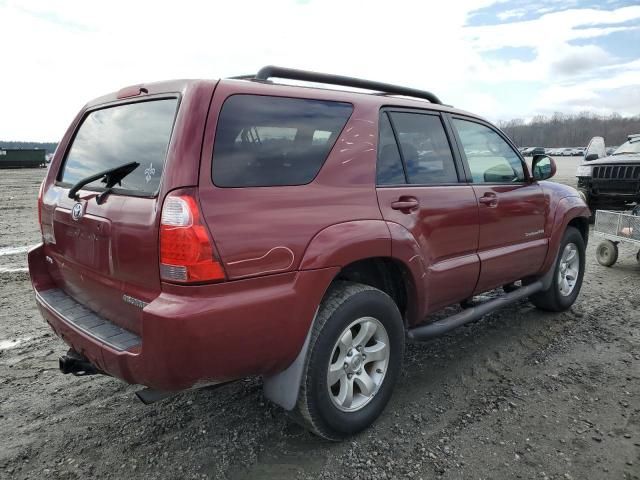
[{"x1": 37, "y1": 288, "x2": 141, "y2": 351}]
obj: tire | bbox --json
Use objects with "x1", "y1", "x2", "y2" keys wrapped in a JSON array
[
  {"x1": 503, "y1": 282, "x2": 520, "y2": 293},
  {"x1": 583, "y1": 197, "x2": 596, "y2": 224},
  {"x1": 636, "y1": 249, "x2": 640, "y2": 264},
  {"x1": 293, "y1": 281, "x2": 404, "y2": 440},
  {"x1": 596, "y1": 240, "x2": 618, "y2": 267},
  {"x1": 530, "y1": 226, "x2": 586, "y2": 312}
]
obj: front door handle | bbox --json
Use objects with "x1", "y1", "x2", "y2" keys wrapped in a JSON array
[
  {"x1": 391, "y1": 197, "x2": 419, "y2": 212},
  {"x1": 478, "y1": 192, "x2": 498, "y2": 207}
]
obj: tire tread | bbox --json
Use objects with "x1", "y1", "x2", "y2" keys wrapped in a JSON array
[{"x1": 293, "y1": 281, "x2": 377, "y2": 440}]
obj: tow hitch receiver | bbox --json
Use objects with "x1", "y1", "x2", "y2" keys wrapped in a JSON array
[{"x1": 59, "y1": 349, "x2": 100, "y2": 376}]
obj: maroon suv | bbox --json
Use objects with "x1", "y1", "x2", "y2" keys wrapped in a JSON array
[{"x1": 29, "y1": 66, "x2": 590, "y2": 439}]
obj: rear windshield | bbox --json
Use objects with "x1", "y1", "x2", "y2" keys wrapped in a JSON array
[
  {"x1": 212, "y1": 95, "x2": 353, "y2": 187},
  {"x1": 59, "y1": 98, "x2": 179, "y2": 195}
]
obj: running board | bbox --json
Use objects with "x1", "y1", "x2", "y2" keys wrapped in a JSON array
[{"x1": 407, "y1": 280, "x2": 544, "y2": 341}]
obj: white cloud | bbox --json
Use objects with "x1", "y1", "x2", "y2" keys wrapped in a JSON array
[
  {"x1": 0, "y1": 0, "x2": 639, "y2": 139},
  {"x1": 549, "y1": 44, "x2": 613, "y2": 76},
  {"x1": 0, "y1": 0, "x2": 498, "y2": 140},
  {"x1": 462, "y1": 5, "x2": 640, "y2": 119}
]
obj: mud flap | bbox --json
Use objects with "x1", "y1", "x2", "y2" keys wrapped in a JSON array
[{"x1": 262, "y1": 310, "x2": 316, "y2": 411}]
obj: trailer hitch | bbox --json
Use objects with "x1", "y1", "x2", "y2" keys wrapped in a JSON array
[{"x1": 59, "y1": 349, "x2": 100, "y2": 376}]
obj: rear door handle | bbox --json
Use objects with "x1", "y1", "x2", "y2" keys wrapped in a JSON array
[
  {"x1": 478, "y1": 192, "x2": 498, "y2": 207},
  {"x1": 391, "y1": 197, "x2": 419, "y2": 212}
]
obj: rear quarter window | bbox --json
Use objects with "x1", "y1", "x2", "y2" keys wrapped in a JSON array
[
  {"x1": 59, "y1": 98, "x2": 179, "y2": 195},
  {"x1": 212, "y1": 95, "x2": 353, "y2": 187}
]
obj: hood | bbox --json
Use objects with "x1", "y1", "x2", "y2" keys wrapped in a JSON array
[
  {"x1": 582, "y1": 153, "x2": 640, "y2": 165},
  {"x1": 539, "y1": 179, "x2": 581, "y2": 198}
]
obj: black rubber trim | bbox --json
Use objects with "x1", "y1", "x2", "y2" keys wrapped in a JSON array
[{"x1": 38, "y1": 288, "x2": 141, "y2": 351}]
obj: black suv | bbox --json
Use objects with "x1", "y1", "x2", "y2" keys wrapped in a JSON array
[{"x1": 578, "y1": 134, "x2": 640, "y2": 212}]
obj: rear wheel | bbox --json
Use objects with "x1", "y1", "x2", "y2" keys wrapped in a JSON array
[
  {"x1": 293, "y1": 281, "x2": 404, "y2": 440},
  {"x1": 596, "y1": 240, "x2": 618, "y2": 267},
  {"x1": 530, "y1": 226, "x2": 585, "y2": 312}
]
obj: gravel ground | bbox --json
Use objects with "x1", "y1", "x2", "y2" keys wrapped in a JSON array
[{"x1": 1, "y1": 160, "x2": 639, "y2": 480}]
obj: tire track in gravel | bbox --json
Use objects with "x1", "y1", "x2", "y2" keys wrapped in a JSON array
[{"x1": 1, "y1": 167, "x2": 639, "y2": 480}]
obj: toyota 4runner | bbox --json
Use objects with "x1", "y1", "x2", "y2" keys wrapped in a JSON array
[{"x1": 29, "y1": 66, "x2": 590, "y2": 439}]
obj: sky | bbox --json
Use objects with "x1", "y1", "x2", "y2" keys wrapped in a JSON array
[{"x1": 0, "y1": 0, "x2": 639, "y2": 141}]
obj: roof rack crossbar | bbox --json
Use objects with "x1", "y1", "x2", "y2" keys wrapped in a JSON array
[{"x1": 239, "y1": 65, "x2": 442, "y2": 105}]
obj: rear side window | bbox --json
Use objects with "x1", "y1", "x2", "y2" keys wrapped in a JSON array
[
  {"x1": 212, "y1": 95, "x2": 353, "y2": 187},
  {"x1": 377, "y1": 113, "x2": 406, "y2": 185},
  {"x1": 59, "y1": 98, "x2": 178, "y2": 195},
  {"x1": 389, "y1": 112, "x2": 458, "y2": 184}
]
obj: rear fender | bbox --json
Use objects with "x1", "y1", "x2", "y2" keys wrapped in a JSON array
[
  {"x1": 385, "y1": 221, "x2": 427, "y2": 325},
  {"x1": 265, "y1": 220, "x2": 392, "y2": 410},
  {"x1": 299, "y1": 220, "x2": 391, "y2": 270}
]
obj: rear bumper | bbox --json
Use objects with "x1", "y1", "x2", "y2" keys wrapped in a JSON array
[{"x1": 29, "y1": 244, "x2": 338, "y2": 391}]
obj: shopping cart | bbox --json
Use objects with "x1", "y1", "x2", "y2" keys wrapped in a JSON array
[{"x1": 593, "y1": 209, "x2": 640, "y2": 267}]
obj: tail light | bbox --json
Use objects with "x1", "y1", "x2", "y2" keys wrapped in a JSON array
[
  {"x1": 37, "y1": 179, "x2": 45, "y2": 235},
  {"x1": 159, "y1": 192, "x2": 225, "y2": 284}
]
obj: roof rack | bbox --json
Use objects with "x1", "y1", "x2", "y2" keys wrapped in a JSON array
[{"x1": 229, "y1": 65, "x2": 442, "y2": 105}]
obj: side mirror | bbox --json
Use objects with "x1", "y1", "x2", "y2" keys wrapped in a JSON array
[
  {"x1": 532, "y1": 154, "x2": 556, "y2": 181},
  {"x1": 585, "y1": 153, "x2": 599, "y2": 161}
]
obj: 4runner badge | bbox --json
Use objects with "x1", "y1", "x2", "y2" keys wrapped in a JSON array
[{"x1": 71, "y1": 202, "x2": 84, "y2": 221}]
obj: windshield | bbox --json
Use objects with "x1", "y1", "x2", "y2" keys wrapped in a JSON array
[
  {"x1": 59, "y1": 98, "x2": 179, "y2": 195},
  {"x1": 613, "y1": 139, "x2": 640, "y2": 155}
]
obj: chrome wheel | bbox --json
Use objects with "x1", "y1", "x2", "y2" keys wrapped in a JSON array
[
  {"x1": 327, "y1": 317, "x2": 390, "y2": 412},
  {"x1": 558, "y1": 242, "x2": 580, "y2": 296}
]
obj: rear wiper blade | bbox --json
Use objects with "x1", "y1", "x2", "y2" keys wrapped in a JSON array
[
  {"x1": 68, "y1": 161, "x2": 140, "y2": 204},
  {"x1": 612, "y1": 152, "x2": 639, "y2": 156}
]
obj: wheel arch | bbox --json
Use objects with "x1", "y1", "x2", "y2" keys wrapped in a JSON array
[
  {"x1": 539, "y1": 196, "x2": 590, "y2": 275},
  {"x1": 264, "y1": 255, "x2": 417, "y2": 411},
  {"x1": 568, "y1": 215, "x2": 589, "y2": 246}
]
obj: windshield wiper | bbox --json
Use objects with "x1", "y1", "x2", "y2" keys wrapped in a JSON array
[
  {"x1": 612, "y1": 152, "x2": 640, "y2": 156},
  {"x1": 68, "y1": 161, "x2": 140, "y2": 204}
]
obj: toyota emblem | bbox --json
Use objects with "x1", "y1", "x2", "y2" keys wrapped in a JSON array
[{"x1": 71, "y1": 202, "x2": 84, "y2": 221}]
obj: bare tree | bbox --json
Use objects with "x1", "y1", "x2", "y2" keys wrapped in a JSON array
[{"x1": 499, "y1": 113, "x2": 640, "y2": 148}]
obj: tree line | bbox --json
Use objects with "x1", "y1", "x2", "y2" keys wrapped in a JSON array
[
  {"x1": 498, "y1": 113, "x2": 640, "y2": 148},
  {"x1": 0, "y1": 141, "x2": 58, "y2": 154}
]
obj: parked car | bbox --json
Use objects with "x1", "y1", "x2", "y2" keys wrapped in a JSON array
[
  {"x1": 521, "y1": 147, "x2": 544, "y2": 157},
  {"x1": 561, "y1": 148, "x2": 573, "y2": 156},
  {"x1": 530, "y1": 147, "x2": 546, "y2": 157},
  {"x1": 578, "y1": 134, "x2": 640, "y2": 214},
  {"x1": 29, "y1": 66, "x2": 590, "y2": 440}
]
